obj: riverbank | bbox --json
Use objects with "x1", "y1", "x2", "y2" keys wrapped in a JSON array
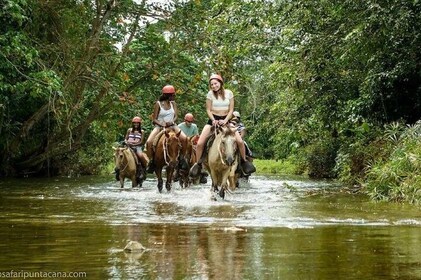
[{"x1": 253, "y1": 159, "x2": 299, "y2": 176}]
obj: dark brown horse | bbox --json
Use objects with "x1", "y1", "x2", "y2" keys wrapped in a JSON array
[
  {"x1": 114, "y1": 147, "x2": 142, "y2": 188},
  {"x1": 178, "y1": 135, "x2": 200, "y2": 188},
  {"x1": 204, "y1": 126, "x2": 238, "y2": 199},
  {"x1": 153, "y1": 129, "x2": 182, "y2": 192}
]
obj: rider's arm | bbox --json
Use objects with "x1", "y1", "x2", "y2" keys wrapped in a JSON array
[
  {"x1": 124, "y1": 128, "x2": 131, "y2": 140},
  {"x1": 172, "y1": 101, "x2": 178, "y2": 123},
  {"x1": 206, "y1": 99, "x2": 215, "y2": 124},
  {"x1": 140, "y1": 129, "x2": 145, "y2": 145},
  {"x1": 152, "y1": 102, "x2": 163, "y2": 127},
  {"x1": 225, "y1": 96, "x2": 234, "y2": 124}
]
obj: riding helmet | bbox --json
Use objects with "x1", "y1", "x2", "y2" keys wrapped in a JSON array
[
  {"x1": 209, "y1": 74, "x2": 223, "y2": 84},
  {"x1": 132, "y1": 116, "x2": 142, "y2": 123},
  {"x1": 162, "y1": 85, "x2": 176, "y2": 95},
  {"x1": 184, "y1": 113, "x2": 194, "y2": 122}
]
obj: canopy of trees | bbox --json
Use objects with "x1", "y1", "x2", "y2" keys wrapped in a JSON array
[{"x1": 1, "y1": 0, "x2": 420, "y2": 201}]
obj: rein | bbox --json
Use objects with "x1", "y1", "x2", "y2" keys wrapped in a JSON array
[
  {"x1": 214, "y1": 126, "x2": 236, "y2": 166},
  {"x1": 163, "y1": 136, "x2": 181, "y2": 165},
  {"x1": 214, "y1": 125, "x2": 228, "y2": 165}
]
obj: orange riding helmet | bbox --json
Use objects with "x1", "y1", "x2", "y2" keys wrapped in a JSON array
[
  {"x1": 132, "y1": 116, "x2": 142, "y2": 123},
  {"x1": 162, "y1": 85, "x2": 176, "y2": 95},
  {"x1": 184, "y1": 113, "x2": 194, "y2": 122},
  {"x1": 209, "y1": 74, "x2": 223, "y2": 84}
]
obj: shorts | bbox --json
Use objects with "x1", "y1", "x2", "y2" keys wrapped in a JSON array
[{"x1": 207, "y1": 115, "x2": 227, "y2": 125}]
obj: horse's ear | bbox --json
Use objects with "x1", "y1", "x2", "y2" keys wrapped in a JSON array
[{"x1": 165, "y1": 129, "x2": 170, "y2": 137}]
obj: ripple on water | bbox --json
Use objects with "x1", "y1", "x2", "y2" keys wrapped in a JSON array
[{"x1": 72, "y1": 176, "x2": 421, "y2": 228}]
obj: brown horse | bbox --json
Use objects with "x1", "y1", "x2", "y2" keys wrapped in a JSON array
[
  {"x1": 114, "y1": 147, "x2": 143, "y2": 188},
  {"x1": 204, "y1": 126, "x2": 238, "y2": 199},
  {"x1": 153, "y1": 129, "x2": 182, "y2": 192},
  {"x1": 178, "y1": 135, "x2": 200, "y2": 188}
]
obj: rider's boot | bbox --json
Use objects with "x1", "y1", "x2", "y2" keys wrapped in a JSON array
[
  {"x1": 114, "y1": 167, "x2": 120, "y2": 181},
  {"x1": 146, "y1": 159, "x2": 155, "y2": 174},
  {"x1": 136, "y1": 164, "x2": 144, "y2": 181},
  {"x1": 189, "y1": 160, "x2": 202, "y2": 177},
  {"x1": 241, "y1": 158, "x2": 256, "y2": 174}
]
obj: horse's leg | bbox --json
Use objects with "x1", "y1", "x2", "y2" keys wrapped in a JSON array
[
  {"x1": 165, "y1": 166, "x2": 174, "y2": 192},
  {"x1": 219, "y1": 173, "x2": 231, "y2": 199},
  {"x1": 131, "y1": 175, "x2": 137, "y2": 188},
  {"x1": 155, "y1": 168, "x2": 163, "y2": 193},
  {"x1": 219, "y1": 185, "x2": 225, "y2": 199},
  {"x1": 120, "y1": 176, "x2": 124, "y2": 188}
]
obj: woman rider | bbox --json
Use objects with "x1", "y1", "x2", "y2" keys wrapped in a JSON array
[
  {"x1": 189, "y1": 74, "x2": 255, "y2": 177},
  {"x1": 145, "y1": 85, "x2": 188, "y2": 173},
  {"x1": 115, "y1": 116, "x2": 148, "y2": 181}
]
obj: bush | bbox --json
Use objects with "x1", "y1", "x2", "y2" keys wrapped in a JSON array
[
  {"x1": 365, "y1": 121, "x2": 421, "y2": 204},
  {"x1": 305, "y1": 139, "x2": 339, "y2": 178}
]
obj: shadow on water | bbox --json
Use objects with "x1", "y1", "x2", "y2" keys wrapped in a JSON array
[{"x1": 0, "y1": 175, "x2": 420, "y2": 279}]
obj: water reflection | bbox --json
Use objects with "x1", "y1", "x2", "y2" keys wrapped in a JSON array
[{"x1": 0, "y1": 176, "x2": 420, "y2": 279}]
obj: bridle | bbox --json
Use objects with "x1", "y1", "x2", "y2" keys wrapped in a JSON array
[
  {"x1": 116, "y1": 148, "x2": 129, "y2": 172},
  {"x1": 163, "y1": 135, "x2": 182, "y2": 165}
]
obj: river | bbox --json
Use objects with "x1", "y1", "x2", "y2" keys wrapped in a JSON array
[{"x1": 0, "y1": 175, "x2": 420, "y2": 279}]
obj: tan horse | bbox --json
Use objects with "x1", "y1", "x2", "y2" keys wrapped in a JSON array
[
  {"x1": 114, "y1": 147, "x2": 141, "y2": 188},
  {"x1": 153, "y1": 129, "x2": 182, "y2": 192},
  {"x1": 204, "y1": 126, "x2": 238, "y2": 199}
]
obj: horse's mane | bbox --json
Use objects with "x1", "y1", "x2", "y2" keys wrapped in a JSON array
[{"x1": 123, "y1": 148, "x2": 136, "y2": 166}]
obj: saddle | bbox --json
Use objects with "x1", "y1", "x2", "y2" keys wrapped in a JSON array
[{"x1": 151, "y1": 130, "x2": 166, "y2": 154}]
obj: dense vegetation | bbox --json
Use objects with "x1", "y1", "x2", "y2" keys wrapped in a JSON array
[{"x1": 1, "y1": 0, "x2": 420, "y2": 203}]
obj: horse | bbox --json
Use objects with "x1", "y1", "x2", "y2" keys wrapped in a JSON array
[
  {"x1": 153, "y1": 129, "x2": 182, "y2": 192},
  {"x1": 178, "y1": 135, "x2": 200, "y2": 188},
  {"x1": 204, "y1": 125, "x2": 238, "y2": 199},
  {"x1": 114, "y1": 146, "x2": 143, "y2": 188}
]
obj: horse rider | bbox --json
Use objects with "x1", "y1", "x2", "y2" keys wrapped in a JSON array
[
  {"x1": 145, "y1": 85, "x2": 188, "y2": 173},
  {"x1": 125, "y1": 116, "x2": 149, "y2": 179},
  {"x1": 230, "y1": 111, "x2": 253, "y2": 158},
  {"x1": 115, "y1": 116, "x2": 148, "y2": 181},
  {"x1": 189, "y1": 74, "x2": 256, "y2": 178},
  {"x1": 178, "y1": 113, "x2": 199, "y2": 138}
]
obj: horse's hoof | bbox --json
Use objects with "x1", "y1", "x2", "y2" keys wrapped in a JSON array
[{"x1": 219, "y1": 189, "x2": 225, "y2": 199}]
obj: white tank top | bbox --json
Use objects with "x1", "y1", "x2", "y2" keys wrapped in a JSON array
[
  {"x1": 157, "y1": 101, "x2": 175, "y2": 123},
  {"x1": 207, "y1": 89, "x2": 233, "y2": 111}
]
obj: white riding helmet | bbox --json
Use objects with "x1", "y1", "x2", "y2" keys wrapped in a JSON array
[{"x1": 233, "y1": 111, "x2": 241, "y2": 118}]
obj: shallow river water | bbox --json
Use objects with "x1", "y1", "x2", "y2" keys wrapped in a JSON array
[{"x1": 0, "y1": 175, "x2": 420, "y2": 279}]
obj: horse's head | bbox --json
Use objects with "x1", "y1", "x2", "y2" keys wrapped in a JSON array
[
  {"x1": 164, "y1": 130, "x2": 182, "y2": 168},
  {"x1": 217, "y1": 126, "x2": 238, "y2": 166},
  {"x1": 114, "y1": 147, "x2": 125, "y2": 167}
]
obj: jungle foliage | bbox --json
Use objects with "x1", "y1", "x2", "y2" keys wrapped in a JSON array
[{"x1": 1, "y1": 0, "x2": 420, "y2": 202}]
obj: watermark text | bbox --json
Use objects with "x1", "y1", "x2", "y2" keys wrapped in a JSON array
[{"x1": 0, "y1": 270, "x2": 87, "y2": 279}]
